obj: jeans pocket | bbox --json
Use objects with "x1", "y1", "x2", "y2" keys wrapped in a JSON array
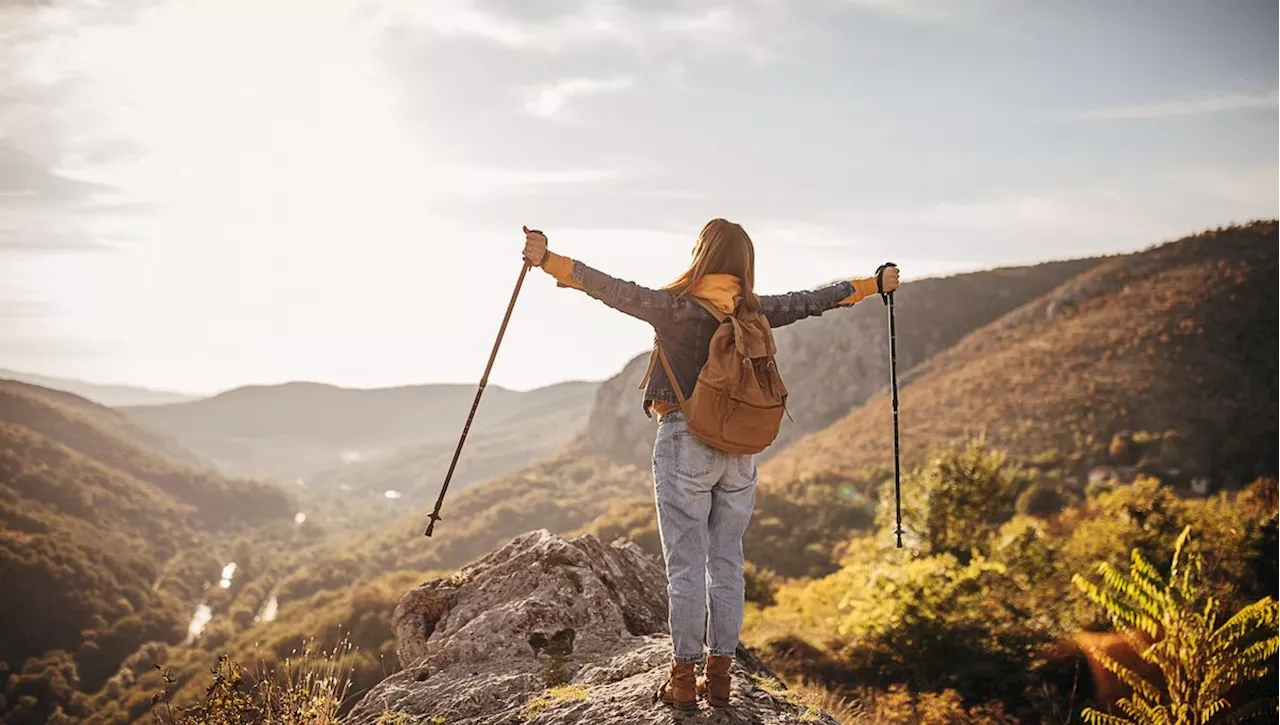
[{"x1": 674, "y1": 431, "x2": 715, "y2": 479}]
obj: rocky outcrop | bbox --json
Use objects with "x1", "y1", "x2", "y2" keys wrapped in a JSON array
[{"x1": 343, "y1": 530, "x2": 838, "y2": 724}]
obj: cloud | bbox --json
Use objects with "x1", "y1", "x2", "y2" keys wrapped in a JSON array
[
  {"x1": 838, "y1": 0, "x2": 962, "y2": 23},
  {"x1": 399, "y1": 0, "x2": 798, "y2": 61},
  {"x1": 399, "y1": 1, "x2": 532, "y2": 46},
  {"x1": 1075, "y1": 90, "x2": 1279, "y2": 120},
  {"x1": 523, "y1": 76, "x2": 633, "y2": 118},
  {"x1": 747, "y1": 167, "x2": 1279, "y2": 288},
  {"x1": 0, "y1": 142, "x2": 133, "y2": 253}
]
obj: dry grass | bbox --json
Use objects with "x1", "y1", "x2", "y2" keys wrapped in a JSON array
[
  {"x1": 519, "y1": 684, "x2": 590, "y2": 722},
  {"x1": 151, "y1": 638, "x2": 356, "y2": 725}
]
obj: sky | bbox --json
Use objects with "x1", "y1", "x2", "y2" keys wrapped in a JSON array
[{"x1": 0, "y1": 0, "x2": 1276, "y2": 396}]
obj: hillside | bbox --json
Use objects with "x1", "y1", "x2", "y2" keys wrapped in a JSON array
[
  {"x1": 123, "y1": 379, "x2": 599, "y2": 481},
  {"x1": 765, "y1": 221, "x2": 1278, "y2": 489},
  {"x1": 578, "y1": 257, "x2": 1101, "y2": 468},
  {"x1": 0, "y1": 379, "x2": 210, "y2": 469},
  {"x1": 84, "y1": 449, "x2": 655, "y2": 723},
  {"x1": 0, "y1": 383, "x2": 295, "y2": 721},
  {"x1": 0, "y1": 368, "x2": 196, "y2": 407},
  {"x1": 303, "y1": 398, "x2": 606, "y2": 526}
]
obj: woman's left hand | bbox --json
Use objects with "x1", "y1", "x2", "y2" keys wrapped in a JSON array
[{"x1": 522, "y1": 225, "x2": 548, "y2": 266}]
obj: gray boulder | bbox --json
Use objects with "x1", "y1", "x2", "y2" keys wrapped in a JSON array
[{"x1": 343, "y1": 529, "x2": 838, "y2": 724}]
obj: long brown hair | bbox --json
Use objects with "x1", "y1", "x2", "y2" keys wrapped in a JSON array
[{"x1": 664, "y1": 218, "x2": 760, "y2": 314}]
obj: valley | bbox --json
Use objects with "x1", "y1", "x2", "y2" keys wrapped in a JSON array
[{"x1": 2, "y1": 222, "x2": 1275, "y2": 724}]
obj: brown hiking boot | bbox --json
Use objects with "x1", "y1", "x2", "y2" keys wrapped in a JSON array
[
  {"x1": 697, "y1": 654, "x2": 732, "y2": 707},
  {"x1": 658, "y1": 659, "x2": 698, "y2": 710}
]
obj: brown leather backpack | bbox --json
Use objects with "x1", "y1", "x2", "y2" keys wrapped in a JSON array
[{"x1": 644, "y1": 298, "x2": 788, "y2": 454}]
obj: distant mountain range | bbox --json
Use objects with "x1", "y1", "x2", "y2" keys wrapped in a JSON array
[
  {"x1": 0, "y1": 368, "x2": 197, "y2": 407},
  {"x1": 121, "y1": 379, "x2": 600, "y2": 483}
]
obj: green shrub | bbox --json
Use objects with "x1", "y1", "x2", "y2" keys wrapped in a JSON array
[
  {"x1": 743, "y1": 561, "x2": 779, "y2": 606},
  {"x1": 879, "y1": 436, "x2": 1020, "y2": 561}
]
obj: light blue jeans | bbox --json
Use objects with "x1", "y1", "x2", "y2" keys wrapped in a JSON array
[{"x1": 652, "y1": 409, "x2": 759, "y2": 662}]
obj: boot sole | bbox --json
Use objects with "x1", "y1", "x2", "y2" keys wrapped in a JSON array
[
  {"x1": 657, "y1": 685, "x2": 698, "y2": 710},
  {"x1": 659, "y1": 694, "x2": 699, "y2": 711},
  {"x1": 698, "y1": 681, "x2": 731, "y2": 707}
]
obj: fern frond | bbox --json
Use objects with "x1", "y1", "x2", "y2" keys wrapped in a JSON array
[
  {"x1": 1083, "y1": 644, "x2": 1162, "y2": 703},
  {"x1": 1201, "y1": 697, "x2": 1231, "y2": 720},
  {"x1": 1130, "y1": 549, "x2": 1164, "y2": 588},
  {"x1": 1117, "y1": 629, "x2": 1154, "y2": 662},
  {"x1": 1075, "y1": 574, "x2": 1162, "y2": 638},
  {"x1": 1116, "y1": 558, "x2": 1167, "y2": 621},
  {"x1": 1118, "y1": 695, "x2": 1172, "y2": 725},
  {"x1": 1203, "y1": 596, "x2": 1218, "y2": 626},
  {"x1": 1168, "y1": 525, "x2": 1192, "y2": 583},
  {"x1": 1212, "y1": 599, "x2": 1279, "y2": 647},
  {"x1": 1212, "y1": 696, "x2": 1279, "y2": 724},
  {"x1": 1100, "y1": 561, "x2": 1158, "y2": 609},
  {"x1": 1204, "y1": 662, "x2": 1275, "y2": 705},
  {"x1": 1236, "y1": 635, "x2": 1279, "y2": 667},
  {"x1": 1082, "y1": 708, "x2": 1137, "y2": 725},
  {"x1": 1076, "y1": 529, "x2": 1276, "y2": 725}
]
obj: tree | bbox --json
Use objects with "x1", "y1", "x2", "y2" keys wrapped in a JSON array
[
  {"x1": 1071, "y1": 525, "x2": 1278, "y2": 725},
  {"x1": 881, "y1": 436, "x2": 1020, "y2": 561}
]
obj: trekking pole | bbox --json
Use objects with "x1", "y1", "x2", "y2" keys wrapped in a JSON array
[
  {"x1": 876, "y1": 262, "x2": 904, "y2": 549},
  {"x1": 424, "y1": 253, "x2": 533, "y2": 537}
]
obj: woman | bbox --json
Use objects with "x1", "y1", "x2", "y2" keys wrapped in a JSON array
[{"x1": 521, "y1": 219, "x2": 899, "y2": 710}]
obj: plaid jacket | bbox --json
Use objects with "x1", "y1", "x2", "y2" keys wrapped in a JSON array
[{"x1": 562, "y1": 260, "x2": 855, "y2": 417}]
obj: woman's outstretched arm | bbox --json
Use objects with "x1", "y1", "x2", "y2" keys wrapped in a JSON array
[
  {"x1": 760, "y1": 269, "x2": 895, "y2": 328},
  {"x1": 523, "y1": 227, "x2": 684, "y2": 328}
]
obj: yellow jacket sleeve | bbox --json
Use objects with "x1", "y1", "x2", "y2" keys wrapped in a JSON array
[
  {"x1": 839, "y1": 277, "x2": 881, "y2": 306},
  {"x1": 539, "y1": 251, "x2": 583, "y2": 290}
]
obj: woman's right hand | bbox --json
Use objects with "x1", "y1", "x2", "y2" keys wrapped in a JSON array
[
  {"x1": 879, "y1": 264, "x2": 900, "y2": 293},
  {"x1": 522, "y1": 225, "x2": 548, "y2": 266}
]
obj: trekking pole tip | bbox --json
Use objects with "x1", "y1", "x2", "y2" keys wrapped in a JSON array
[{"x1": 423, "y1": 512, "x2": 441, "y2": 537}]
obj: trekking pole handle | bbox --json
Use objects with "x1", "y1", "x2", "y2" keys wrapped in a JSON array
[{"x1": 875, "y1": 262, "x2": 898, "y2": 305}]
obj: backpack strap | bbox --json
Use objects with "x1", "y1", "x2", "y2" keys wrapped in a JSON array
[
  {"x1": 636, "y1": 340, "x2": 690, "y2": 412},
  {"x1": 639, "y1": 296, "x2": 728, "y2": 391},
  {"x1": 636, "y1": 340, "x2": 690, "y2": 417},
  {"x1": 693, "y1": 296, "x2": 730, "y2": 322},
  {"x1": 638, "y1": 295, "x2": 730, "y2": 409},
  {"x1": 655, "y1": 343, "x2": 690, "y2": 412}
]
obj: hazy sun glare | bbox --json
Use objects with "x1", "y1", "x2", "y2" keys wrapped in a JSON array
[
  {"x1": 5, "y1": 0, "x2": 1273, "y2": 394},
  {"x1": 18, "y1": 1, "x2": 494, "y2": 391}
]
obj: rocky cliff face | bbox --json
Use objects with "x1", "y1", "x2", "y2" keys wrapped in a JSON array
[
  {"x1": 577, "y1": 259, "x2": 1101, "y2": 470},
  {"x1": 343, "y1": 530, "x2": 838, "y2": 724}
]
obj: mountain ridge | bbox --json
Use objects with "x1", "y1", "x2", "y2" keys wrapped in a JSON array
[
  {"x1": 0, "y1": 368, "x2": 197, "y2": 407},
  {"x1": 763, "y1": 220, "x2": 1278, "y2": 489},
  {"x1": 122, "y1": 379, "x2": 601, "y2": 481}
]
